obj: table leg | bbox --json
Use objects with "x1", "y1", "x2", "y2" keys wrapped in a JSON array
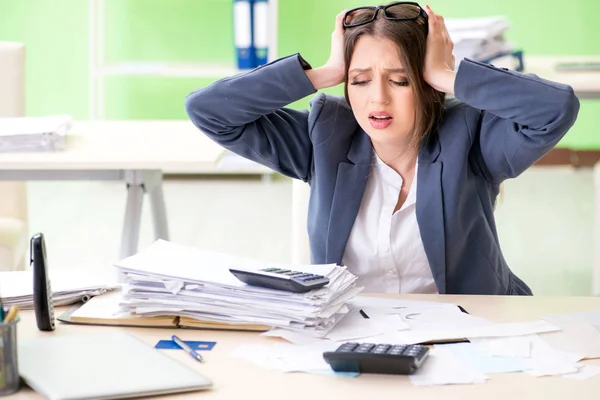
[
  {"x1": 119, "y1": 170, "x2": 170, "y2": 260},
  {"x1": 120, "y1": 178, "x2": 144, "y2": 260},
  {"x1": 148, "y1": 175, "x2": 169, "y2": 242}
]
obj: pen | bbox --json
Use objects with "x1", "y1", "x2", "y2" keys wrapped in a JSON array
[
  {"x1": 172, "y1": 335, "x2": 203, "y2": 363},
  {"x1": 0, "y1": 297, "x2": 4, "y2": 322},
  {"x1": 2, "y1": 305, "x2": 19, "y2": 323}
]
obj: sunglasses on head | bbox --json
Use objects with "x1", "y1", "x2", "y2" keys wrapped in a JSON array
[{"x1": 343, "y1": 2, "x2": 428, "y2": 36}]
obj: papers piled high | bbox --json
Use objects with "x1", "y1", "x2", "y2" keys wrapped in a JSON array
[
  {"x1": 114, "y1": 240, "x2": 362, "y2": 336},
  {"x1": 446, "y1": 16, "x2": 516, "y2": 67},
  {"x1": 0, "y1": 269, "x2": 118, "y2": 309},
  {"x1": 0, "y1": 114, "x2": 72, "y2": 152}
]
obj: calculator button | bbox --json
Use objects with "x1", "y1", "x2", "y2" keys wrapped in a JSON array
[
  {"x1": 373, "y1": 344, "x2": 391, "y2": 352},
  {"x1": 355, "y1": 344, "x2": 375, "y2": 353},
  {"x1": 337, "y1": 343, "x2": 359, "y2": 352}
]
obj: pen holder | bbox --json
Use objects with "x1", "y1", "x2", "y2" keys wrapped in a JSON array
[{"x1": 0, "y1": 317, "x2": 20, "y2": 396}]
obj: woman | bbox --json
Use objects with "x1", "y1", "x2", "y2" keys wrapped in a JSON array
[{"x1": 185, "y1": 3, "x2": 579, "y2": 295}]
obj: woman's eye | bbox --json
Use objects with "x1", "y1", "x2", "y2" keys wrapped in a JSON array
[
  {"x1": 350, "y1": 80, "x2": 369, "y2": 86},
  {"x1": 391, "y1": 80, "x2": 409, "y2": 87}
]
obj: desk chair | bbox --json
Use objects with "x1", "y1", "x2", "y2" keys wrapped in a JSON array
[
  {"x1": 291, "y1": 179, "x2": 311, "y2": 264},
  {"x1": 0, "y1": 42, "x2": 28, "y2": 271}
]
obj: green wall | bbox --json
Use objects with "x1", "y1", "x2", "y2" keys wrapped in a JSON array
[{"x1": 0, "y1": 0, "x2": 599, "y2": 148}]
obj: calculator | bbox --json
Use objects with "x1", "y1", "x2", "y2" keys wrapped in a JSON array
[
  {"x1": 323, "y1": 342, "x2": 430, "y2": 375},
  {"x1": 228, "y1": 267, "x2": 330, "y2": 293}
]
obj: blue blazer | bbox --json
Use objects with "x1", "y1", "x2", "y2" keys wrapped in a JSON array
[{"x1": 185, "y1": 54, "x2": 580, "y2": 295}]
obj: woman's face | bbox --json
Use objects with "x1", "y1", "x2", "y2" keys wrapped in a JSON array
[{"x1": 347, "y1": 35, "x2": 416, "y2": 149}]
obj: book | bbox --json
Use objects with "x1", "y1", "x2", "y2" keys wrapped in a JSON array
[{"x1": 58, "y1": 291, "x2": 270, "y2": 331}]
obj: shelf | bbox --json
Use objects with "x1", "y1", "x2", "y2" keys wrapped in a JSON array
[{"x1": 98, "y1": 62, "x2": 244, "y2": 78}]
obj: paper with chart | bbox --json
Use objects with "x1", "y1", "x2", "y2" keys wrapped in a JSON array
[{"x1": 113, "y1": 240, "x2": 361, "y2": 336}]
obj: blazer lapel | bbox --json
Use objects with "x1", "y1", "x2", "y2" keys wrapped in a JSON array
[
  {"x1": 325, "y1": 129, "x2": 372, "y2": 264},
  {"x1": 417, "y1": 138, "x2": 447, "y2": 293}
]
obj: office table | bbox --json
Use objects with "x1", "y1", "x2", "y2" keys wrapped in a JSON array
[
  {"x1": 525, "y1": 55, "x2": 600, "y2": 99},
  {"x1": 0, "y1": 120, "x2": 224, "y2": 259},
  {"x1": 5, "y1": 294, "x2": 600, "y2": 399}
]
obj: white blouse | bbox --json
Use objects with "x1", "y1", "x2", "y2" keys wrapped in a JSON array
[{"x1": 341, "y1": 153, "x2": 438, "y2": 294}]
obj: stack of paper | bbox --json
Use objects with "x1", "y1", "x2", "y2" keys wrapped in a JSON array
[
  {"x1": 446, "y1": 16, "x2": 515, "y2": 67},
  {"x1": 114, "y1": 240, "x2": 362, "y2": 337},
  {"x1": 0, "y1": 114, "x2": 71, "y2": 152},
  {"x1": 0, "y1": 269, "x2": 119, "y2": 309}
]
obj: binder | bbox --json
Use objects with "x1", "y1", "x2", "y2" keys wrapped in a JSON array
[
  {"x1": 233, "y1": 0, "x2": 255, "y2": 69},
  {"x1": 252, "y1": 0, "x2": 269, "y2": 67}
]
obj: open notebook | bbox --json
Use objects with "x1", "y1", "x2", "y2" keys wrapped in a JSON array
[{"x1": 58, "y1": 291, "x2": 270, "y2": 331}]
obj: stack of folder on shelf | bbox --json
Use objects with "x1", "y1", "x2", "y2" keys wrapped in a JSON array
[
  {"x1": 0, "y1": 269, "x2": 118, "y2": 309},
  {"x1": 447, "y1": 16, "x2": 523, "y2": 71},
  {"x1": 65, "y1": 240, "x2": 361, "y2": 335},
  {"x1": 0, "y1": 114, "x2": 72, "y2": 152},
  {"x1": 117, "y1": 240, "x2": 361, "y2": 335}
]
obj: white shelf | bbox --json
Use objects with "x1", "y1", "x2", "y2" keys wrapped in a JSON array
[
  {"x1": 98, "y1": 62, "x2": 243, "y2": 78},
  {"x1": 88, "y1": 0, "x2": 279, "y2": 176}
]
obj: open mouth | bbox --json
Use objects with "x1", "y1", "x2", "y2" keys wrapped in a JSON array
[{"x1": 368, "y1": 113, "x2": 393, "y2": 129}]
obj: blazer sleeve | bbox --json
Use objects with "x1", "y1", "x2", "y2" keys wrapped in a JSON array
[
  {"x1": 454, "y1": 59, "x2": 580, "y2": 184},
  {"x1": 184, "y1": 54, "x2": 318, "y2": 181}
]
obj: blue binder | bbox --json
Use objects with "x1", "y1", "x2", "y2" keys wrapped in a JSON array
[
  {"x1": 252, "y1": 0, "x2": 269, "y2": 67},
  {"x1": 233, "y1": 0, "x2": 255, "y2": 69}
]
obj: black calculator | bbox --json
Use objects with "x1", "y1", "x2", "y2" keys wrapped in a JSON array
[
  {"x1": 323, "y1": 342, "x2": 430, "y2": 375},
  {"x1": 229, "y1": 267, "x2": 330, "y2": 293}
]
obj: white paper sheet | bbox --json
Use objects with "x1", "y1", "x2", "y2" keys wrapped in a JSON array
[
  {"x1": 436, "y1": 343, "x2": 532, "y2": 374},
  {"x1": 537, "y1": 322, "x2": 600, "y2": 359},
  {"x1": 323, "y1": 308, "x2": 409, "y2": 342},
  {"x1": 527, "y1": 335, "x2": 584, "y2": 377},
  {"x1": 229, "y1": 341, "x2": 358, "y2": 377},
  {"x1": 409, "y1": 348, "x2": 488, "y2": 386},
  {"x1": 0, "y1": 268, "x2": 118, "y2": 309},
  {"x1": 468, "y1": 336, "x2": 532, "y2": 358},
  {"x1": 561, "y1": 365, "x2": 600, "y2": 381}
]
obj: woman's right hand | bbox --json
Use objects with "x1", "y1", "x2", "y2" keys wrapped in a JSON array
[{"x1": 306, "y1": 10, "x2": 347, "y2": 90}]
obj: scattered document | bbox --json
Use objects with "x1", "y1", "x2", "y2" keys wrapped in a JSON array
[
  {"x1": 0, "y1": 114, "x2": 71, "y2": 152},
  {"x1": 361, "y1": 316, "x2": 559, "y2": 345},
  {"x1": 230, "y1": 341, "x2": 358, "y2": 377},
  {"x1": 468, "y1": 335, "x2": 532, "y2": 358},
  {"x1": 0, "y1": 268, "x2": 118, "y2": 309},
  {"x1": 537, "y1": 322, "x2": 600, "y2": 360},
  {"x1": 526, "y1": 335, "x2": 584, "y2": 377},
  {"x1": 114, "y1": 240, "x2": 361, "y2": 336},
  {"x1": 435, "y1": 343, "x2": 532, "y2": 374},
  {"x1": 561, "y1": 365, "x2": 600, "y2": 381},
  {"x1": 544, "y1": 310, "x2": 600, "y2": 331},
  {"x1": 323, "y1": 308, "x2": 409, "y2": 342},
  {"x1": 409, "y1": 348, "x2": 488, "y2": 386}
]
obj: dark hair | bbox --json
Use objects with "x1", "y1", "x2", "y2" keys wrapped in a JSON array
[{"x1": 343, "y1": 3, "x2": 445, "y2": 150}]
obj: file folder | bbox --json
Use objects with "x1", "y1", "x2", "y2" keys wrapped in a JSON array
[
  {"x1": 233, "y1": 0, "x2": 255, "y2": 69},
  {"x1": 253, "y1": 0, "x2": 269, "y2": 66}
]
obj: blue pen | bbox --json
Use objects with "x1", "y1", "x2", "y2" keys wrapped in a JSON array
[{"x1": 172, "y1": 335, "x2": 204, "y2": 363}]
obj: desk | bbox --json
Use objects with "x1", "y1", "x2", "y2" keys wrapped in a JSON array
[
  {"x1": 6, "y1": 294, "x2": 600, "y2": 400},
  {"x1": 525, "y1": 55, "x2": 600, "y2": 99},
  {"x1": 0, "y1": 120, "x2": 224, "y2": 259}
]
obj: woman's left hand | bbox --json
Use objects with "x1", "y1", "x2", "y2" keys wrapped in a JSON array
[{"x1": 423, "y1": 5, "x2": 456, "y2": 94}]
